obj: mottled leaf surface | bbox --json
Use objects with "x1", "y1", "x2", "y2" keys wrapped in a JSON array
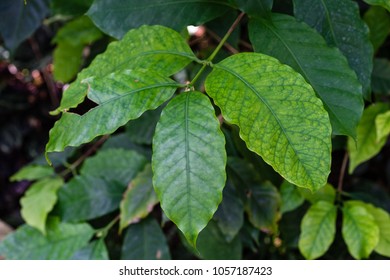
[
  {"x1": 206, "y1": 53, "x2": 331, "y2": 191},
  {"x1": 152, "y1": 91, "x2": 226, "y2": 247}
]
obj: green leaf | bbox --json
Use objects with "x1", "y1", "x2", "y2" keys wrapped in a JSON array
[
  {"x1": 57, "y1": 175, "x2": 125, "y2": 222},
  {"x1": 299, "y1": 184, "x2": 336, "y2": 204},
  {"x1": 10, "y1": 165, "x2": 53, "y2": 182},
  {"x1": 0, "y1": 0, "x2": 49, "y2": 50},
  {"x1": 245, "y1": 181, "x2": 281, "y2": 232},
  {"x1": 0, "y1": 218, "x2": 94, "y2": 259},
  {"x1": 342, "y1": 201, "x2": 379, "y2": 259},
  {"x1": 249, "y1": 14, "x2": 364, "y2": 138},
  {"x1": 119, "y1": 164, "x2": 158, "y2": 232},
  {"x1": 293, "y1": 0, "x2": 373, "y2": 99},
  {"x1": 205, "y1": 52, "x2": 331, "y2": 191},
  {"x1": 298, "y1": 201, "x2": 337, "y2": 259},
  {"x1": 376, "y1": 111, "x2": 390, "y2": 142},
  {"x1": 348, "y1": 103, "x2": 390, "y2": 173},
  {"x1": 50, "y1": 0, "x2": 93, "y2": 16},
  {"x1": 362, "y1": 0, "x2": 390, "y2": 12},
  {"x1": 53, "y1": 16, "x2": 103, "y2": 82},
  {"x1": 364, "y1": 6, "x2": 390, "y2": 52},
  {"x1": 196, "y1": 220, "x2": 242, "y2": 260},
  {"x1": 80, "y1": 148, "x2": 147, "y2": 186},
  {"x1": 213, "y1": 180, "x2": 244, "y2": 242},
  {"x1": 71, "y1": 240, "x2": 109, "y2": 260},
  {"x1": 152, "y1": 91, "x2": 226, "y2": 247},
  {"x1": 87, "y1": 0, "x2": 235, "y2": 39},
  {"x1": 20, "y1": 177, "x2": 63, "y2": 234},
  {"x1": 280, "y1": 181, "x2": 305, "y2": 214},
  {"x1": 46, "y1": 69, "x2": 180, "y2": 154},
  {"x1": 372, "y1": 58, "x2": 390, "y2": 95},
  {"x1": 52, "y1": 25, "x2": 197, "y2": 114},
  {"x1": 235, "y1": 0, "x2": 273, "y2": 17},
  {"x1": 121, "y1": 217, "x2": 171, "y2": 260}
]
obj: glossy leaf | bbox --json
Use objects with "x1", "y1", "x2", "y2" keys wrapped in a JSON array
[
  {"x1": 0, "y1": 0, "x2": 50, "y2": 50},
  {"x1": 364, "y1": 6, "x2": 390, "y2": 52},
  {"x1": 363, "y1": 0, "x2": 390, "y2": 12},
  {"x1": 376, "y1": 111, "x2": 390, "y2": 142},
  {"x1": 348, "y1": 103, "x2": 390, "y2": 173},
  {"x1": 0, "y1": 218, "x2": 94, "y2": 260},
  {"x1": 57, "y1": 176, "x2": 125, "y2": 222},
  {"x1": 46, "y1": 69, "x2": 180, "y2": 155},
  {"x1": 10, "y1": 165, "x2": 53, "y2": 182},
  {"x1": 245, "y1": 181, "x2": 281, "y2": 232},
  {"x1": 280, "y1": 181, "x2": 304, "y2": 214},
  {"x1": 119, "y1": 164, "x2": 158, "y2": 232},
  {"x1": 122, "y1": 218, "x2": 170, "y2": 260},
  {"x1": 20, "y1": 177, "x2": 63, "y2": 234},
  {"x1": 81, "y1": 148, "x2": 147, "y2": 186},
  {"x1": 71, "y1": 240, "x2": 109, "y2": 260},
  {"x1": 205, "y1": 52, "x2": 331, "y2": 191},
  {"x1": 293, "y1": 0, "x2": 373, "y2": 99},
  {"x1": 196, "y1": 220, "x2": 242, "y2": 260},
  {"x1": 87, "y1": 0, "x2": 235, "y2": 39},
  {"x1": 372, "y1": 58, "x2": 390, "y2": 94},
  {"x1": 298, "y1": 201, "x2": 337, "y2": 259},
  {"x1": 235, "y1": 0, "x2": 273, "y2": 17},
  {"x1": 52, "y1": 25, "x2": 197, "y2": 114},
  {"x1": 152, "y1": 91, "x2": 226, "y2": 247},
  {"x1": 299, "y1": 184, "x2": 336, "y2": 204},
  {"x1": 249, "y1": 14, "x2": 363, "y2": 138},
  {"x1": 342, "y1": 202, "x2": 379, "y2": 259}
]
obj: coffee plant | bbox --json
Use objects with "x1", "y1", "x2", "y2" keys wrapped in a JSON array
[{"x1": 1, "y1": 0, "x2": 390, "y2": 260}]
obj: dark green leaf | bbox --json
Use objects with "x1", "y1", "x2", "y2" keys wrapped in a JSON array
[
  {"x1": 362, "y1": 0, "x2": 390, "y2": 12},
  {"x1": 205, "y1": 52, "x2": 332, "y2": 191},
  {"x1": 364, "y1": 6, "x2": 390, "y2": 52},
  {"x1": 119, "y1": 164, "x2": 158, "y2": 232},
  {"x1": 249, "y1": 14, "x2": 363, "y2": 138},
  {"x1": 122, "y1": 218, "x2": 171, "y2": 260},
  {"x1": 0, "y1": 218, "x2": 94, "y2": 260},
  {"x1": 235, "y1": 0, "x2": 273, "y2": 17},
  {"x1": 81, "y1": 148, "x2": 147, "y2": 186},
  {"x1": 294, "y1": 0, "x2": 373, "y2": 99},
  {"x1": 280, "y1": 181, "x2": 304, "y2": 214},
  {"x1": 57, "y1": 176, "x2": 125, "y2": 222},
  {"x1": 372, "y1": 58, "x2": 390, "y2": 95},
  {"x1": 153, "y1": 91, "x2": 226, "y2": 247},
  {"x1": 87, "y1": 0, "x2": 235, "y2": 39},
  {"x1": 50, "y1": 0, "x2": 93, "y2": 16},
  {"x1": 298, "y1": 201, "x2": 337, "y2": 259},
  {"x1": 71, "y1": 239, "x2": 109, "y2": 260},
  {"x1": 10, "y1": 165, "x2": 53, "y2": 182}
]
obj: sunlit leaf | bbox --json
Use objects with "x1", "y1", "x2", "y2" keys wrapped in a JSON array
[{"x1": 10, "y1": 165, "x2": 53, "y2": 182}]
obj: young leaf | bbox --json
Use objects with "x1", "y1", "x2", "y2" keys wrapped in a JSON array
[
  {"x1": 372, "y1": 58, "x2": 390, "y2": 95},
  {"x1": 205, "y1": 53, "x2": 332, "y2": 191},
  {"x1": 71, "y1": 239, "x2": 109, "y2": 260},
  {"x1": 364, "y1": 6, "x2": 390, "y2": 52},
  {"x1": 46, "y1": 69, "x2": 180, "y2": 154},
  {"x1": 0, "y1": 218, "x2": 94, "y2": 260},
  {"x1": 10, "y1": 165, "x2": 53, "y2": 182},
  {"x1": 122, "y1": 217, "x2": 171, "y2": 260},
  {"x1": 342, "y1": 201, "x2": 379, "y2": 259},
  {"x1": 57, "y1": 176, "x2": 125, "y2": 222},
  {"x1": 280, "y1": 181, "x2": 305, "y2": 214},
  {"x1": 362, "y1": 0, "x2": 390, "y2": 12},
  {"x1": 299, "y1": 184, "x2": 336, "y2": 204},
  {"x1": 20, "y1": 177, "x2": 63, "y2": 234},
  {"x1": 249, "y1": 14, "x2": 363, "y2": 138},
  {"x1": 348, "y1": 103, "x2": 390, "y2": 173},
  {"x1": 293, "y1": 0, "x2": 373, "y2": 99},
  {"x1": 52, "y1": 25, "x2": 197, "y2": 114},
  {"x1": 375, "y1": 111, "x2": 390, "y2": 142},
  {"x1": 80, "y1": 148, "x2": 147, "y2": 186},
  {"x1": 152, "y1": 91, "x2": 226, "y2": 247},
  {"x1": 298, "y1": 201, "x2": 337, "y2": 259},
  {"x1": 87, "y1": 0, "x2": 235, "y2": 39},
  {"x1": 119, "y1": 164, "x2": 158, "y2": 232}
]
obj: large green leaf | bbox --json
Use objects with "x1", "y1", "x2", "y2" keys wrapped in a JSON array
[
  {"x1": 119, "y1": 164, "x2": 158, "y2": 232},
  {"x1": 71, "y1": 240, "x2": 109, "y2": 260},
  {"x1": 121, "y1": 217, "x2": 171, "y2": 260},
  {"x1": 57, "y1": 175, "x2": 125, "y2": 222},
  {"x1": 52, "y1": 25, "x2": 197, "y2": 114},
  {"x1": 372, "y1": 58, "x2": 390, "y2": 94},
  {"x1": 249, "y1": 14, "x2": 363, "y2": 138},
  {"x1": 80, "y1": 148, "x2": 147, "y2": 186},
  {"x1": 152, "y1": 91, "x2": 226, "y2": 247},
  {"x1": 348, "y1": 103, "x2": 390, "y2": 173},
  {"x1": 342, "y1": 201, "x2": 379, "y2": 259},
  {"x1": 46, "y1": 69, "x2": 181, "y2": 155},
  {"x1": 293, "y1": 0, "x2": 373, "y2": 99},
  {"x1": 363, "y1": 0, "x2": 390, "y2": 12},
  {"x1": 280, "y1": 181, "x2": 304, "y2": 214},
  {"x1": 20, "y1": 177, "x2": 63, "y2": 234},
  {"x1": 205, "y1": 53, "x2": 331, "y2": 191},
  {"x1": 298, "y1": 201, "x2": 337, "y2": 259},
  {"x1": 364, "y1": 6, "x2": 390, "y2": 52},
  {"x1": 0, "y1": 0, "x2": 50, "y2": 50},
  {"x1": 235, "y1": 0, "x2": 273, "y2": 17},
  {"x1": 376, "y1": 111, "x2": 390, "y2": 142},
  {"x1": 0, "y1": 218, "x2": 94, "y2": 259},
  {"x1": 50, "y1": 0, "x2": 93, "y2": 16},
  {"x1": 10, "y1": 165, "x2": 53, "y2": 182},
  {"x1": 87, "y1": 0, "x2": 235, "y2": 39}
]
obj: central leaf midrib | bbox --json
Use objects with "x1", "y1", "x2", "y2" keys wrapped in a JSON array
[
  {"x1": 308, "y1": 206, "x2": 334, "y2": 256},
  {"x1": 184, "y1": 93, "x2": 192, "y2": 232}
]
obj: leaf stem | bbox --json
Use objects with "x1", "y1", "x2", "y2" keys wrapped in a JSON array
[
  {"x1": 96, "y1": 215, "x2": 120, "y2": 238},
  {"x1": 337, "y1": 151, "x2": 349, "y2": 202}
]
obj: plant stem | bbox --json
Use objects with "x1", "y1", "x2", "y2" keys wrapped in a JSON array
[
  {"x1": 96, "y1": 215, "x2": 120, "y2": 238},
  {"x1": 337, "y1": 151, "x2": 349, "y2": 202}
]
